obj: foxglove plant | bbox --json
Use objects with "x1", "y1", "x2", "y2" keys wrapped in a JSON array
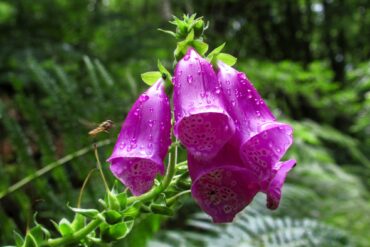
[{"x1": 13, "y1": 14, "x2": 295, "y2": 246}]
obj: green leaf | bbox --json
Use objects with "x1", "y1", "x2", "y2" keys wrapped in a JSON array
[
  {"x1": 185, "y1": 29, "x2": 194, "y2": 42},
  {"x1": 103, "y1": 210, "x2": 122, "y2": 225},
  {"x1": 157, "y1": 28, "x2": 176, "y2": 38},
  {"x1": 157, "y1": 60, "x2": 170, "y2": 76},
  {"x1": 216, "y1": 53, "x2": 237, "y2": 66},
  {"x1": 28, "y1": 226, "x2": 44, "y2": 243},
  {"x1": 150, "y1": 204, "x2": 174, "y2": 216},
  {"x1": 71, "y1": 214, "x2": 85, "y2": 231},
  {"x1": 68, "y1": 206, "x2": 99, "y2": 219},
  {"x1": 122, "y1": 203, "x2": 141, "y2": 220},
  {"x1": 32, "y1": 214, "x2": 50, "y2": 239},
  {"x1": 108, "y1": 222, "x2": 128, "y2": 240},
  {"x1": 58, "y1": 218, "x2": 73, "y2": 236},
  {"x1": 14, "y1": 231, "x2": 24, "y2": 247},
  {"x1": 207, "y1": 43, "x2": 226, "y2": 59},
  {"x1": 192, "y1": 40, "x2": 209, "y2": 56},
  {"x1": 108, "y1": 191, "x2": 121, "y2": 211},
  {"x1": 157, "y1": 60, "x2": 172, "y2": 83},
  {"x1": 140, "y1": 71, "x2": 162, "y2": 86},
  {"x1": 116, "y1": 192, "x2": 127, "y2": 209},
  {"x1": 23, "y1": 234, "x2": 38, "y2": 247}
]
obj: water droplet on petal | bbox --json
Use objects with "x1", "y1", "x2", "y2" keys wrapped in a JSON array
[
  {"x1": 184, "y1": 54, "x2": 190, "y2": 61},
  {"x1": 187, "y1": 75, "x2": 193, "y2": 84},
  {"x1": 148, "y1": 120, "x2": 154, "y2": 127},
  {"x1": 140, "y1": 94, "x2": 149, "y2": 102}
]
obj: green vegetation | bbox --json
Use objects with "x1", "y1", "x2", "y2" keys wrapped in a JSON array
[{"x1": 1, "y1": 0, "x2": 370, "y2": 246}]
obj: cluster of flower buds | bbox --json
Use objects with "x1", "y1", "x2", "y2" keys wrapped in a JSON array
[{"x1": 108, "y1": 14, "x2": 295, "y2": 223}]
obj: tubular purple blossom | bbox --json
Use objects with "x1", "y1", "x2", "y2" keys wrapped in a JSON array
[
  {"x1": 188, "y1": 144, "x2": 259, "y2": 223},
  {"x1": 173, "y1": 48, "x2": 235, "y2": 159},
  {"x1": 107, "y1": 79, "x2": 171, "y2": 196},
  {"x1": 217, "y1": 61, "x2": 295, "y2": 210},
  {"x1": 217, "y1": 61, "x2": 293, "y2": 166}
]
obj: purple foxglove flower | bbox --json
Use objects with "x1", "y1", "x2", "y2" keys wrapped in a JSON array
[
  {"x1": 173, "y1": 48, "x2": 235, "y2": 158},
  {"x1": 263, "y1": 159, "x2": 296, "y2": 209},
  {"x1": 188, "y1": 144, "x2": 259, "y2": 223},
  {"x1": 107, "y1": 79, "x2": 171, "y2": 196},
  {"x1": 217, "y1": 61, "x2": 293, "y2": 185}
]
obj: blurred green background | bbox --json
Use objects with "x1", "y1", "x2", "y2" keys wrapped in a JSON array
[{"x1": 0, "y1": 0, "x2": 370, "y2": 246}]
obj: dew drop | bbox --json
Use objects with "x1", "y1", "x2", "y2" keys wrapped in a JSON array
[
  {"x1": 140, "y1": 94, "x2": 149, "y2": 102},
  {"x1": 187, "y1": 75, "x2": 193, "y2": 84},
  {"x1": 184, "y1": 54, "x2": 190, "y2": 61},
  {"x1": 148, "y1": 120, "x2": 154, "y2": 127},
  {"x1": 149, "y1": 107, "x2": 154, "y2": 113},
  {"x1": 231, "y1": 100, "x2": 236, "y2": 106},
  {"x1": 256, "y1": 110, "x2": 261, "y2": 117},
  {"x1": 160, "y1": 121, "x2": 165, "y2": 130}
]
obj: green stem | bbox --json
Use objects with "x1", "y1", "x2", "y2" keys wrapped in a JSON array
[
  {"x1": 45, "y1": 217, "x2": 103, "y2": 247},
  {"x1": 127, "y1": 143, "x2": 178, "y2": 205},
  {"x1": 162, "y1": 145, "x2": 178, "y2": 189},
  {"x1": 77, "y1": 169, "x2": 97, "y2": 208},
  {"x1": 166, "y1": 190, "x2": 191, "y2": 206},
  {"x1": 93, "y1": 144, "x2": 110, "y2": 192}
]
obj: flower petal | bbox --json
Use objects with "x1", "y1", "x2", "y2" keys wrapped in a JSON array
[
  {"x1": 191, "y1": 166, "x2": 259, "y2": 223},
  {"x1": 240, "y1": 123, "x2": 293, "y2": 185},
  {"x1": 188, "y1": 143, "x2": 259, "y2": 223},
  {"x1": 217, "y1": 61, "x2": 275, "y2": 144},
  {"x1": 174, "y1": 48, "x2": 235, "y2": 158},
  {"x1": 107, "y1": 79, "x2": 171, "y2": 195},
  {"x1": 265, "y1": 159, "x2": 296, "y2": 210},
  {"x1": 110, "y1": 157, "x2": 163, "y2": 196}
]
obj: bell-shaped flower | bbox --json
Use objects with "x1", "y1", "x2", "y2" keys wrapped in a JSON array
[
  {"x1": 107, "y1": 79, "x2": 171, "y2": 196},
  {"x1": 173, "y1": 48, "x2": 235, "y2": 159},
  {"x1": 188, "y1": 144, "x2": 259, "y2": 223},
  {"x1": 217, "y1": 61, "x2": 293, "y2": 185},
  {"x1": 263, "y1": 159, "x2": 296, "y2": 209}
]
